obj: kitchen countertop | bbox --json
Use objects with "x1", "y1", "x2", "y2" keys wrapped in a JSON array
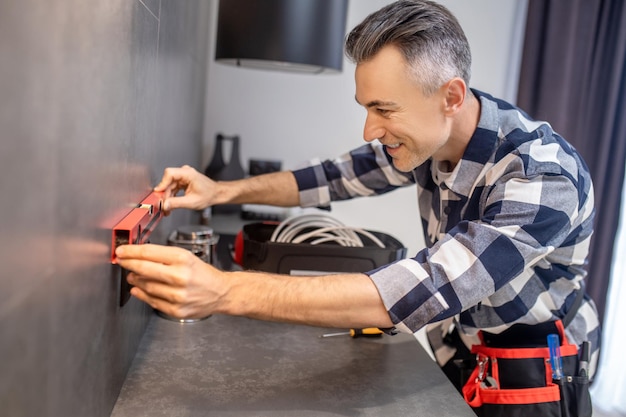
[
  {"x1": 112, "y1": 215, "x2": 474, "y2": 416},
  {"x1": 111, "y1": 313, "x2": 475, "y2": 416}
]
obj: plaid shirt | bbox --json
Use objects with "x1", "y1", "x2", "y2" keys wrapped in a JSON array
[{"x1": 293, "y1": 90, "x2": 600, "y2": 375}]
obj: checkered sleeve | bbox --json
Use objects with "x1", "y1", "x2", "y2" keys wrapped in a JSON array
[
  {"x1": 292, "y1": 144, "x2": 414, "y2": 208},
  {"x1": 368, "y1": 142, "x2": 591, "y2": 334}
]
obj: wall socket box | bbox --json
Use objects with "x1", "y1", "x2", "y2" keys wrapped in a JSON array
[{"x1": 248, "y1": 159, "x2": 282, "y2": 176}]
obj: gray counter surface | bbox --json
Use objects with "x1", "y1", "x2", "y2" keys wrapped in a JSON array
[{"x1": 111, "y1": 313, "x2": 475, "y2": 416}]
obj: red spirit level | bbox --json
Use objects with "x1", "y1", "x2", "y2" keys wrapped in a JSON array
[{"x1": 111, "y1": 191, "x2": 164, "y2": 263}]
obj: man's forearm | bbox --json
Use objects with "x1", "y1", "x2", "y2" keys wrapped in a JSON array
[
  {"x1": 217, "y1": 270, "x2": 394, "y2": 329},
  {"x1": 209, "y1": 171, "x2": 393, "y2": 328},
  {"x1": 216, "y1": 171, "x2": 301, "y2": 207}
]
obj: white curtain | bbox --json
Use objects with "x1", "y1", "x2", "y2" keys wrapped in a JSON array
[{"x1": 590, "y1": 169, "x2": 626, "y2": 414}]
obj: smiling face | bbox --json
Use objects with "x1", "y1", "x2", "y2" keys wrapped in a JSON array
[{"x1": 355, "y1": 45, "x2": 463, "y2": 172}]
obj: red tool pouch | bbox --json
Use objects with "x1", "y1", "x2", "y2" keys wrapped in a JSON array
[{"x1": 461, "y1": 320, "x2": 591, "y2": 417}]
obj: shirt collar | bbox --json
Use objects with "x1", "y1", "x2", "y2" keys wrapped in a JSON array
[{"x1": 433, "y1": 89, "x2": 501, "y2": 197}]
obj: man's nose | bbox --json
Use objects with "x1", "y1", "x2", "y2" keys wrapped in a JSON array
[{"x1": 363, "y1": 115, "x2": 384, "y2": 142}]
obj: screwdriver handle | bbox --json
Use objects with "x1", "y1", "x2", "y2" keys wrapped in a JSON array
[{"x1": 349, "y1": 328, "x2": 383, "y2": 338}]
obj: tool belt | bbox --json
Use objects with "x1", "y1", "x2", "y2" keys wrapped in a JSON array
[{"x1": 461, "y1": 319, "x2": 591, "y2": 417}]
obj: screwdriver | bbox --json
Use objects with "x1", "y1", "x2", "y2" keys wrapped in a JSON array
[{"x1": 321, "y1": 328, "x2": 383, "y2": 338}]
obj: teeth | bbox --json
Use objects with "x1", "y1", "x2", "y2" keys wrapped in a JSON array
[{"x1": 387, "y1": 143, "x2": 400, "y2": 149}]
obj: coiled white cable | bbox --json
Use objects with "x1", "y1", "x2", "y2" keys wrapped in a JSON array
[
  {"x1": 269, "y1": 213, "x2": 385, "y2": 248},
  {"x1": 270, "y1": 214, "x2": 345, "y2": 243}
]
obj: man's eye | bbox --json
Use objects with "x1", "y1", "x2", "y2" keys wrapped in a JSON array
[{"x1": 377, "y1": 108, "x2": 390, "y2": 115}]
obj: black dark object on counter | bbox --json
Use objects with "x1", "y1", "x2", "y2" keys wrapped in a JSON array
[
  {"x1": 241, "y1": 222, "x2": 407, "y2": 274},
  {"x1": 204, "y1": 134, "x2": 245, "y2": 214}
]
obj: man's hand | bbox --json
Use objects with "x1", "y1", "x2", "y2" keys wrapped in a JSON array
[
  {"x1": 154, "y1": 165, "x2": 216, "y2": 215},
  {"x1": 115, "y1": 243, "x2": 393, "y2": 329},
  {"x1": 115, "y1": 243, "x2": 226, "y2": 319},
  {"x1": 154, "y1": 165, "x2": 301, "y2": 214}
]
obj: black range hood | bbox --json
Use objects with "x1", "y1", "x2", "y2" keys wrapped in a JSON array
[{"x1": 215, "y1": 0, "x2": 349, "y2": 74}]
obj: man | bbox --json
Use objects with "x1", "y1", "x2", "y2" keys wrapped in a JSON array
[{"x1": 116, "y1": 0, "x2": 600, "y2": 398}]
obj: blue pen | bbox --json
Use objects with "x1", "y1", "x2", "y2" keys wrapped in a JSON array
[{"x1": 547, "y1": 334, "x2": 563, "y2": 380}]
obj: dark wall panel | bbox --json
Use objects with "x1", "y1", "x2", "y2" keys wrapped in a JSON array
[{"x1": 0, "y1": 1, "x2": 211, "y2": 415}]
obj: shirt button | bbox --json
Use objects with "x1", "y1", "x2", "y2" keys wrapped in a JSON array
[{"x1": 444, "y1": 207, "x2": 451, "y2": 215}]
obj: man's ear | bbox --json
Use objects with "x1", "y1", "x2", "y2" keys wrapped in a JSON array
[{"x1": 442, "y1": 77, "x2": 467, "y2": 116}]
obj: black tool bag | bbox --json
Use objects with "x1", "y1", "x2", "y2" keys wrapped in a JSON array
[{"x1": 461, "y1": 319, "x2": 592, "y2": 417}]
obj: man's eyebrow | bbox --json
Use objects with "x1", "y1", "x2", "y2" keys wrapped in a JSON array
[{"x1": 354, "y1": 96, "x2": 397, "y2": 108}]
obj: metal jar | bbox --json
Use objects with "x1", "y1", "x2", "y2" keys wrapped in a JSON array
[
  {"x1": 167, "y1": 224, "x2": 220, "y2": 266},
  {"x1": 157, "y1": 225, "x2": 219, "y2": 323}
]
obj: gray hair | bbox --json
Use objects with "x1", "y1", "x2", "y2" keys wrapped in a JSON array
[{"x1": 345, "y1": 0, "x2": 472, "y2": 96}]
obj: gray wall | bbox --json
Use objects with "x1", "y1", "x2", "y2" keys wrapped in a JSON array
[{"x1": 0, "y1": 1, "x2": 211, "y2": 416}]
